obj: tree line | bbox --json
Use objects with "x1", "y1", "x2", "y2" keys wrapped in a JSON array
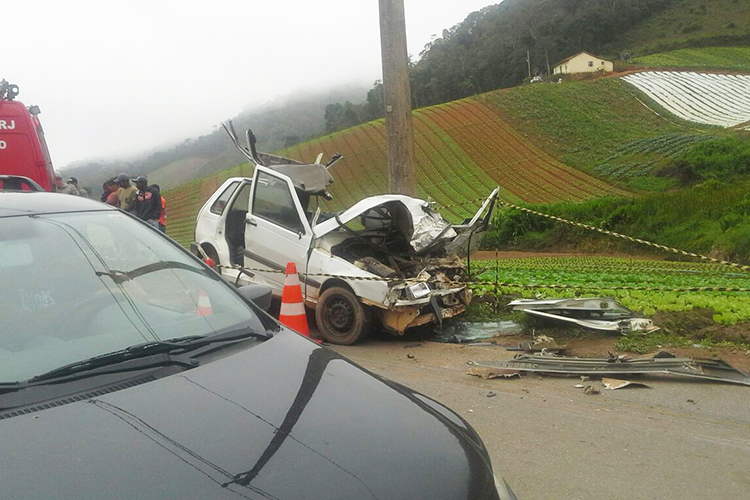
[{"x1": 325, "y1": 0, "x2": 674, "y2": 133}]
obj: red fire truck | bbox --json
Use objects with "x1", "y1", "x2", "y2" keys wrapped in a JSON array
[{"x1": 0, "y1": 80, "x2": 56, "y2": 191}]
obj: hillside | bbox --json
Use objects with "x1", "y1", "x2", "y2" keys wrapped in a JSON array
[
  {"x1": 324, "y1": 0, "x2": 748, "y2": 136},
  {"x1": 631, "y1": 46, "x2": 750, "y2": 72},
  {"x1": 612, "y1": 0, "x2": 750, "y2": 55},
  {"x1": 408, "y1": 0, "x2": 676, "y2": 108},
  {"x1": 70, "y1": 0, "x2": 748, "y2": 198},
  {"x1": 164, "y1": 74, "x2": 709, "y2": 247}
]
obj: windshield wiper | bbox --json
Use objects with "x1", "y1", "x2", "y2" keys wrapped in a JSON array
[
  {"x1": 96, "y1": 260, "x2": 217, "y2": 284},
  {"x1": 0, "y1": 327, "x2": 270, "y2": 391}
]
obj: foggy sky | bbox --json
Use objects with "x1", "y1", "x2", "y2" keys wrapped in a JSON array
[{"x1": 4, "y1": 1, "x2": 496, "y2": 167}]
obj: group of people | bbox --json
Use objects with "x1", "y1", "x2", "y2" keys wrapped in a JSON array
[
  {"x1": 100, "y1": 173, "x2": 167, "y2": 232},
  {"x1": 54, "y1": 173, "x2": 88, "y2": 197}
]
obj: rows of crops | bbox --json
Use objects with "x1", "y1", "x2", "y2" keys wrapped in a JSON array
[
  {"x1": 622, "y1": 71, "x2": 750, "y2": 129},
  {"x1": 593, "y1": 133, "x2": 714, "y2": 179},
  {"x1": 472, "y1": 256, "x2": 750, "y2": 325},
  {"x1": 280, "y1": 98, "x2": 629, "y2": 212}
]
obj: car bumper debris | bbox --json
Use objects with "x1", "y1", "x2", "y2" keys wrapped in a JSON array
[
  {"x1": 508, "y1": 297, "x2": 660, "y2": 335},
  {"x1": 472, "y1": 351, "x2": 750, "y2": 386}
]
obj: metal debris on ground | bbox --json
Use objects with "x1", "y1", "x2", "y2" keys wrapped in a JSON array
[
  {"x1": 471, "y1": 351, "x2": 750, "y2": 386},
  {"x1": 508, "y1": 334, "x2": 566, "y2": 353},
  {"x1": 601, "y1": 378, "x2": 651, "y2": 390},
  {"x1": 433, "y1": 321, "x2": 523, "y2": 343},
  {"x1": 583, "y1": 385, "x2": 600, "y2": 395},
  {"x1": 508, "y1": 298, "x2": 659, "y2": 335},
  {"x1": 466, "y1": 361, "x2": 521, "y2": 380}
]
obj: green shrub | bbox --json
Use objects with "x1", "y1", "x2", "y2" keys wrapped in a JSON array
[{"x1": 684, "y1": 138, "x2": 750, "y2": 177}]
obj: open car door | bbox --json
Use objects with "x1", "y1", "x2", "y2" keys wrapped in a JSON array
[
  {"x1": 243, "y1": 166, "x2": 313, "y2": 295},
  {"x1": 444, "y1": 187, "x2": 499, "y2": 256}
]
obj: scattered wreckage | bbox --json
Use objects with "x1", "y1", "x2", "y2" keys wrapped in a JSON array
[
  {"x1": 194, "y1": 122, "x2": 498, "y2": 344},
  {"x1": 508, "y1": 298, "x2": 659, "y2": 334},
  {"x1": 472, "y1": 351, "x2": 750, "y2": 386}
]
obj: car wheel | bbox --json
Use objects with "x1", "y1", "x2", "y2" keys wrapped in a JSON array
[{"x1": 316, "y1": 286, "x2": 370, "y2": 345}]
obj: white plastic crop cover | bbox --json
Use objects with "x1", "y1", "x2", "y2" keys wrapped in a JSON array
[{"x1": 623, "y1": 71, "x2": 750, "y2": 129}]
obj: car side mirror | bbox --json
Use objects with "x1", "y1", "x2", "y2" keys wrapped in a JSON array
[{"x1": 237, "y1": 284, "x2": 273, "y2": 312}]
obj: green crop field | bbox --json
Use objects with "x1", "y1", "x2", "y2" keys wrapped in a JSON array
[
  {"x1": 471, "y1": 256, "x2": 750, "y2": 326},
  {"x1": 476, "y1": 78, "x2": 716, "y2": 174},
  {"x1": 632, "y1": 46, "x2": 750, "y2": 72}
]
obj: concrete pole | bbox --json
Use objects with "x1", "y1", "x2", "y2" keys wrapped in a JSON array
[{"x1": 379, "y1": 0, "x2": 416, "y2": 196}]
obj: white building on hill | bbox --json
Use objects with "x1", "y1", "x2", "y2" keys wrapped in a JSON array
[{"x1": 554, "y1": 51, "x2": 614, "y2": 75}]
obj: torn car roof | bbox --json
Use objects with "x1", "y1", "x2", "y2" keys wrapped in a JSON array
[{"x1": 313, "y1": 195, "x2": 457, "y2": 252}]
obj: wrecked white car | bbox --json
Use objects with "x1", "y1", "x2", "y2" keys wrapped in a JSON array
[{"x1": 194, "y1": 125, "x2": 498, "y2": 344}]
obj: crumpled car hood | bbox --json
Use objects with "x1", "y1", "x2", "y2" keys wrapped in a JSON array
[
  {"x1": 313, "y1": 195, "x2": 456, "y2": 252},
  {"x1": 0, "y1": 330, "x2": 497, "y2": 500}
]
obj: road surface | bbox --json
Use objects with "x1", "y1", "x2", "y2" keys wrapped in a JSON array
[{"x1": 330, "y1": 340, "x2": 750, "y2": 500}]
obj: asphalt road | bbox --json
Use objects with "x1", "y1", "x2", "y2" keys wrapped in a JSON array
[{"x1": 330, "y1": 340, "x2": 750, "y2": 500}]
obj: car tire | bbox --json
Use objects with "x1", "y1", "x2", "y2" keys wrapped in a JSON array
[{"x1": 316, "y1": 286, "x2": 370, "y2": 345}]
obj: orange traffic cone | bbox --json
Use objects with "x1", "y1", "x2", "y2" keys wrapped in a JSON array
[
  {"x1": 195, "y1": 290, "x2": 213, "y2": 316},
  {"x1": 279, "y1": 262, "x2": 319, "y2": 342}
]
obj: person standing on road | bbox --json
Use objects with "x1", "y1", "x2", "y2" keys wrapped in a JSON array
[
  {"x1": 68, "y1": 177, "x2": 88, "y2": 197},
  {"x1": 104, "y1": 179, "x2": 120, "y2": 207},
  {"x1": 54, "y1": 173, "x2": 79, "y2": 195},
  {"x1": 100, "y1": 180, "x2": 111, "y2": 202},
  {"x1": 133, "y1": 176, "x2": 161, "y2": 228},
  {"x1": 116, "y1": 173, "x2": 137, "y2": 213},
  {"x1": 152, "y1": 184, "x2": 167, "y2": 233}
]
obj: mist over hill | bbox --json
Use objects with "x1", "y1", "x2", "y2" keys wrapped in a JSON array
[{"x1": 63, "y1": 83, "x2": 370, "y2": 193}]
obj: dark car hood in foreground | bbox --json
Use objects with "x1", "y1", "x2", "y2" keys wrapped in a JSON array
[{"x1": 0, "y1": 330, "x2": 497, "y2": 500}]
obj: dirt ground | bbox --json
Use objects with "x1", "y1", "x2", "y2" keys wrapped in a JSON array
[{"x1": 327, "y1": 334, "x2": 750, "y2": 500}]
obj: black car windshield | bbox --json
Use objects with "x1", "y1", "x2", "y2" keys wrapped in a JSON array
[{"x1": 0, "y1": 211, "x2": 264, "y2": 382}]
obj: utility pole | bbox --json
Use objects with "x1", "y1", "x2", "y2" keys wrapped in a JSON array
[
  {"x1": 545, "y1": 50, "x2": 551, "y2": 77},
  {"x1": 527, "y1": 50, "x2": 532, "y2": 79},
  {"x1": 379, "y1": 0, "x2": 416, "y2": 196}
]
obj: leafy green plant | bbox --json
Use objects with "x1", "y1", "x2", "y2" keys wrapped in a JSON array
[{"x1": 470, "y1": 256, "x2": 750, "y2": 325}]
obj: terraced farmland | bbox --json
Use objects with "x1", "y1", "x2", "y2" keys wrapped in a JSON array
[
  {"x1": 165, "y1": 86, "x2": 646, "y2": 248},
  {"x1": 623, "y1": 71, "x2": 750, "y2": 129},
  {"x1": 281, "y1": 99, "x2": 627, "y2": 209}
]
